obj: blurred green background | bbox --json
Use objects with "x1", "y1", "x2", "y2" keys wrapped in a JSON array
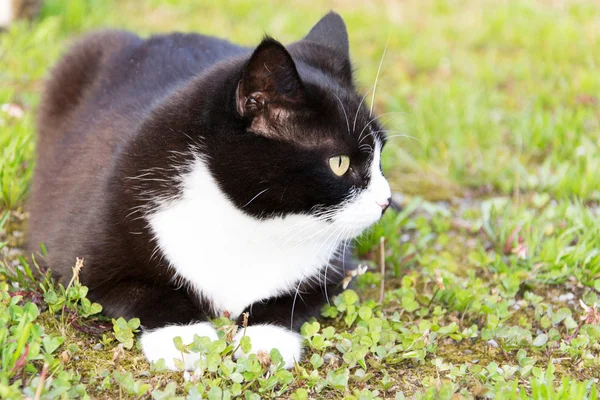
[{"x1": 2, "y1": 1, "x2": 600, "y2": 398}]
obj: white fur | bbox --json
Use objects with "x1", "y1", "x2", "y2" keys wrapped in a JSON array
[
  {"x1": 141, "y1": 322, "x2": 301, "y2": 371},
  {"x1": 148, "y1": 156, "x2": 340, "y2": 319},
  {"x1": 140, "y1": 322, "x2": 218, "y2": 370},
  {"x1": 144, "y1": 139, "x2": 390, "y2": 369},
  {"x1": 234, "y1": 324, "x2": 302, "y2": 369},
  {"x1": 0, "y1": 0, "x2": 12, "y2": 28}
]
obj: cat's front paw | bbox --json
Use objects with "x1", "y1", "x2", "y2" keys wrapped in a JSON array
[
  {"x1": 140, "y1": 322, "x2": 218, "y2": 370},
  {"x1": 234, "y1": 324, "x2": 302, "y2": 369}
]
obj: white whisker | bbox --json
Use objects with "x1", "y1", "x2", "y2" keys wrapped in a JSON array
[
  {"x1": 290, "y1": 277, "x2": 305, "y2": 330},
  {"x1": 353, "y1": 87, "x2": 373, "y2": 133},
  {"x1": 370, "y1": 35, "x2": 390, "y2": 117},
  {"x1": 358, "y1": 112, "x2": 405, "y2": 144},
  {"x1": 333, "y1": 93, "x2": 351, "y2": 135},
  {"x1": 242, "y1": 188, "x2": 269, "y2": 208},
  {"x1": 359, "y1": 144, "x2": 373, "y2": 153},
  {"x1": 380, "y1": 132, "x2": 422, "y2": 144}
]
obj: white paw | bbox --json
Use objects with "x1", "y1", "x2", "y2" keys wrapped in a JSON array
[
  {"x1": 140, "y1": 322, "x2": 218, "y2": 370},
  {"x1": 234, "y1": 324, "x2": 302, "y2": 369}
]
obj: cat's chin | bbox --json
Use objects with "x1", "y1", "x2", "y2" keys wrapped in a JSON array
[
  {"x1": 329, "y1": 204, "x2": 389, "y2": 240},
  {"x1": 337, "y1": 220, "x2": 381, "y2": 241},
  {"x1": 316, "y1": 210, "x2": 382, "y2": 243}
]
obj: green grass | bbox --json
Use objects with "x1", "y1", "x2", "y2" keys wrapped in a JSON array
[{"x1": 1, "y1": 0, "x2": 600, "y2": 398}]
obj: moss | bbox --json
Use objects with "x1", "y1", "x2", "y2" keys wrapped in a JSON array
[{"x1": 387, "y1": 171, "x2": 462, "y2": 202}]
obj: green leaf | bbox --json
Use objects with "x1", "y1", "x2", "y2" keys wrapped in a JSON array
[
  {"x1": 150, "y1": 358, "x2": 167, "y2": 372},
  {"x1": 151, "y1": 382, "x2": 179, "y2": 400},
  {"x1": 230, "y1": 372, "x2": 244, "y2": 383},
  {"x1": 44, "y1": 289, "x2": 58, "y2": 305},
  {"x1": 112, "y1": 317, "x2": 136, "y2": 349},
  {"x1": 326, "y1": 368, "x2": 349, "y2": 390},
  {"x1": 173, "y1": 336, "x2": 186, "y2": 352},
  {"x1": 206, "y1": 353, "x2": 221, "y2": 372},
  {"x1": 78, "y1": 285, "x2": 88, "y2": 299},
  {"x1": 322, "y1": 326, "x2": 335, "y2": 339},
  {"x1": 67, "y1": 286, "x2": 80, "y2": 301},
  {"x1": 23, "y1": 302, "x2": 39, "y2": 322},
  {"x1": 231, "y1": 383, "x2": 242, "y2": 396},
  {"x1": 551, "y1": 308, "x2": 571, "y2": 325},
  {"x1": 540, "y1": 316, "x2": 551, "y2": 329},
  {"x1": 127, "y1": 318, "x2": 141, "y2": 330},
  {"x1": 291, "y1": 388, "x2": 309, "y2": 400},
  {"x1": 321, "y1": 304, "x2": 339, "y2": 318},
  {"x1": 310, "y1": 334, "x2": 326, "y2": 350},
  {"x1": 244, "y1": 391, "x2": 260, "y2": 400},
  {"x1": 270, "y1": 348, "x2": 284, "y2": 367},
  {"x1": 89, "y1": 302, "x2": 103, "y2": 315},
  {"x1": 240, "y1": 336, "x2": 252, "y2": 354},
  {"x1": 208, "y1": 387, "x2": 223, "y2": 400},
  {"x1": 208, "y1": 339, "x2": 227, "y2": 354},
  {"x1": 487, "y1": 314, "x2": 499, "y2": 330},
  {"x1": 359, "y1": 306, "x2": 372, "y2": 321},
  {"x1": 402, "y1": 350, "x2": 424, "y2": 359},
  {"x1": 42, "y1": 335, "x2": 64, "y2": 354},
  {"x1": 344, "y1": 311, "x2": 358, "y2": 327},
  {"x1": 563, "y1": 316, "x2": 578, "y2": 330},
  {"x1": 342, "y1": 290, "x2": 359, "y2": 306},
  {"x1": 301, "y1": 321, "x2": 320, "y2": 336},
  {"x1": 275, "y1": 369, "x2": 294, "y2": 384},
  {"x1": 310, "y1": 353, "x2": 323, "y2": 369},
  {"x1": 532, "y1": 333, "x2": 548, "y2": 347}
]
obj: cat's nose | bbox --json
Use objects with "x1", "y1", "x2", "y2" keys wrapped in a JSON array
[{"x1": 377, "y1": 197, "x2": 391, "y2": 214}]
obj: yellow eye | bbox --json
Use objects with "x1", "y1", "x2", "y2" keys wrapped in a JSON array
[{"x1": 329, "y1": 155, "x2": 350, "y2": 176}]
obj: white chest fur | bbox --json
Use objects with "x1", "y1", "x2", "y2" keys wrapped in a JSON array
[{"x1": 147, "y1": 157, "x2": 338, "y2": 318}]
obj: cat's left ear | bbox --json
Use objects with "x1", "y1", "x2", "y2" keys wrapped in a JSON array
[{"x1": 236, "y1": 38, "x2": 304, "y2": 135}]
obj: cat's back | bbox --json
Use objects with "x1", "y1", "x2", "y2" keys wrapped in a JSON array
[
  {"x1": 35, "y1": 28, "x2": 246, "y2": 184},
  {"x1": 29, "y1": 29, "x2": 246, "y2": 270},
  {"x1": 38, "y1": 30, "x2": 246, "y2": 141}
]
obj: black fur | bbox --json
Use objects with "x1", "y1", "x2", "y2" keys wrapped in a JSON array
[{"x1": 28, "y1": 12, "x2": 384, "y2": 331}]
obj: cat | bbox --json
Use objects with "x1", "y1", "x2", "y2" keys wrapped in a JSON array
[{"x1": 28, "y1": 11, "x2": 392, "y2": 370}]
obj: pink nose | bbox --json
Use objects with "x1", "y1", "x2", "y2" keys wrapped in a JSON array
[{"x1": 376, "y1": 198, "x2": 391, "y2": 213}]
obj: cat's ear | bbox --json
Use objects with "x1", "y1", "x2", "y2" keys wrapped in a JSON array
[
  {"x1": 237, "y1": 37, "x2": 304, "y2": 129},
  {"x1": 304, "y1": 11, "x2": 349, "y2": 56}
]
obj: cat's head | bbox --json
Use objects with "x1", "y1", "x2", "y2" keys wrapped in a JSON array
[
  {"x1": 199, "y1": 12, "x2": 392, "y2": 241},
  {"x1": 140, "y1": 12, "x2": 392, "y2": 244}
]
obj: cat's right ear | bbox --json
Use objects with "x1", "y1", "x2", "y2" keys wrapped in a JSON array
[{"x1": 236, "y1": 38, "x2": 304, "y2": 135}]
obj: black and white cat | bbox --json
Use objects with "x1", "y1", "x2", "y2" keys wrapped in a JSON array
[{"x1": 28, "y1": 12, "x2": 391, "y2": 370}]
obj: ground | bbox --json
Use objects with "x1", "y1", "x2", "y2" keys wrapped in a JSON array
[{"x1": 1, "y1": 0, "x2": 600, "y2": 399}]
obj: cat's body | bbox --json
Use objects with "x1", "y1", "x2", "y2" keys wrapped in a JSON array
[{"x1": 29, "y1": 12, "x2": 391, "y2": 369}]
